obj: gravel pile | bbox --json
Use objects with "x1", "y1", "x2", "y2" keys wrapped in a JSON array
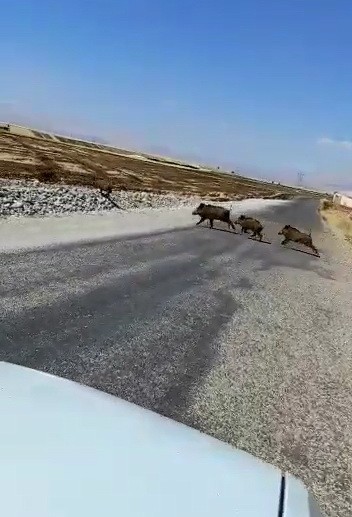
[{"x1": 0, "y1": 180, "x2": 202, "y2": 217}]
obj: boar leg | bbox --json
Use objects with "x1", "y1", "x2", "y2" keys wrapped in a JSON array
[
  {"x1": 228, "y1": 220, "x2": 237, "y2": 232},
  {"x1": 310, "y1": 243, "x2": 319, "y2": 255},
  {"x1": 281, "y1": 238, "x2": 290, "y2": 245},
  {"x1": 306, "y1": 239, "x2": 319, "y2": 255},
  {"x1": 196, "y1": 217, "x2": 206, "y2": 226}
]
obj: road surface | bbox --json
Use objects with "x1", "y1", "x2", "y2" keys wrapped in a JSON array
[{"x1": 1, "y1": 199, "x2": 352, "y2": 516}]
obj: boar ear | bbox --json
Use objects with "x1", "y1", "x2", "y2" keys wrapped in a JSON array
[{"x1": 199, "y1": 203, "x2": 205, "y2": 208}]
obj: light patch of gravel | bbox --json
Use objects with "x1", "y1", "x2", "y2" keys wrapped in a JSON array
[
  {"x1": 186, "y1": 230, "x2": 352, "y2": 517},
  {"x1": 0, "y1": 198, "x2": 287, "y2": 253},
  {"x1": 0, "y1": 179, "x2": 203, "y2": 218},
  {"x1": 0, "y1": 179, "x2": 284, "y2": 219}
]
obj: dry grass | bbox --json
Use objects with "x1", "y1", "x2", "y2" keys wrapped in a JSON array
[
  {"x1": 322, "y1": 205, "x2": 352, "y2": 243},
  {"x1": 0, "y1": 132, "x2": 322, "y2": 199}
]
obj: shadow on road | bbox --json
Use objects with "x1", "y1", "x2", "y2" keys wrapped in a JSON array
[
  {"x1": 281, "y1": 246, "x2": 320, "y2": 258},
  {"x1": 197, "y1": 225, "x2": 238, "y2": 235},
  {"x1": 248, "y1": 237, "x2": 272, "y2": 245},
  {"x1": 237, "y1": 242, "x2": 334, "y2": 281}
]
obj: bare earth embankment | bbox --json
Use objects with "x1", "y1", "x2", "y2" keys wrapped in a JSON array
[
  {"x1": 320, "y1": 199, "x2": 352, "y2": 245},
  {"x1": 0, "y1": 131, "x2": 320, "y2": 204}
]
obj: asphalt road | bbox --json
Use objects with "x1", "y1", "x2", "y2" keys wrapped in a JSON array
[{"x1": 1, "y1": 199, "x2": 352, "y2": 516}]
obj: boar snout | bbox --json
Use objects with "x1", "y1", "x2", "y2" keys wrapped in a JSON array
[{"x1": 278, "y1": 225, "x2": 289, "y2": 235}]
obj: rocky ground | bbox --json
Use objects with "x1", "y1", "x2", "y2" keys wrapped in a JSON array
[
  {"x1": 0, "y1": 179, "x2": 289, "y2": 218},
  {"x1": 0, "y1": 180, "x2": 204, "y2": 217}
]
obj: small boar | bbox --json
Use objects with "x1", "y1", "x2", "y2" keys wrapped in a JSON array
[
  {"x1": 234, "y1": 214, "x2": 264, "y2": 241},
  {"x1": 192, "y1": 203, "x2": 236, "y2": 231},
  {"x1": 278, "y1": 225, "x2": 319, "y2": 255}
]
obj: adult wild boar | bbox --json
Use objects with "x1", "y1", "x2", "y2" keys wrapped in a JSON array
[
  {"x1": 235, "y1": 215, "x2": 264, "y2": 241},
  {"x1": 192, "y1": 203, "x2": 236, "y2": 231},
  {"x1": 278, "y1": 225, "x2": 319, "y2": 255}
]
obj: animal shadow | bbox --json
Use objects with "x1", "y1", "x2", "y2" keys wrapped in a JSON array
[
  {"x1": 248, "y1": 237, "x2": 272, "y2": 245},
  {"x1": 198, "y1": 225, "x2": 238, "y2": 235},
  {"x1": 282, "y1": 246, "x2": 320, "y2": 258}
]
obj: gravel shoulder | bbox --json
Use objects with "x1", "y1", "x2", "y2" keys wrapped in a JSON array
[
  {"x1": 0, "y1": 179, "x2": 204, "y2": 217},
  {"x1": 0, "y1": 197, "x2": 287, "y2": 252},
  {"x1": 1, "y1": 199, "x2": 351, "y2": 515}
]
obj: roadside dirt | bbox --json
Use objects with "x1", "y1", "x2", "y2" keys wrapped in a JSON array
[{"x1": 321, "y1": 204, "x2": 352, "y2": 244}]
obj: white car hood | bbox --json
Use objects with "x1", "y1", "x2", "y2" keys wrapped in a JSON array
[{"x1": 0, "y1": 362, "x2": 317, "y2": 516}]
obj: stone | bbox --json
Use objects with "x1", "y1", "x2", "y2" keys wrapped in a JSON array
[{"x1": 11, "y1": 201, "x2": 23, "y2": 209}]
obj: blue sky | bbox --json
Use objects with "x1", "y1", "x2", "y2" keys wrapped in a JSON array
[{"x1": 1, "y1": 0, "x2": 352, "y2": 189}]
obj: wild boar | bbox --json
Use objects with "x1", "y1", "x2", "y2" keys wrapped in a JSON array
[
  {"x1": 192, "y1": 203, "x2": 236, "y2": 231},
  {"x1": 278, "y1": 225, "x2": 319, "y2": 255},
  {"x1": 234, "y1": 215, "x2": 264, "y2": 241}
]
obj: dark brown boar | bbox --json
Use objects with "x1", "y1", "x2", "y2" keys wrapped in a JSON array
[
  {"x1": 192, "y1": 203, "x2": 236, "y2": 231},
  {"x1": 235, "y1": 214, "x2": 264, "y2": 241},
  {"x1": 278, "y1": 225, "x2": 319, "y2": 255}
]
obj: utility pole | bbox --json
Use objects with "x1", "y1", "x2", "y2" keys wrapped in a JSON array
[{"x1": 297, "y1": 171, "x2": 305, "y2": 186}]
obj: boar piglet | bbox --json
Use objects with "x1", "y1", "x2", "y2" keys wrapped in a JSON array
[
  {"x1": 278, "y1": 225, "x2": 319, "y2": 255},
  {"x1": 235, "y1": 215, "x2": 264, "y2": 241}
]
